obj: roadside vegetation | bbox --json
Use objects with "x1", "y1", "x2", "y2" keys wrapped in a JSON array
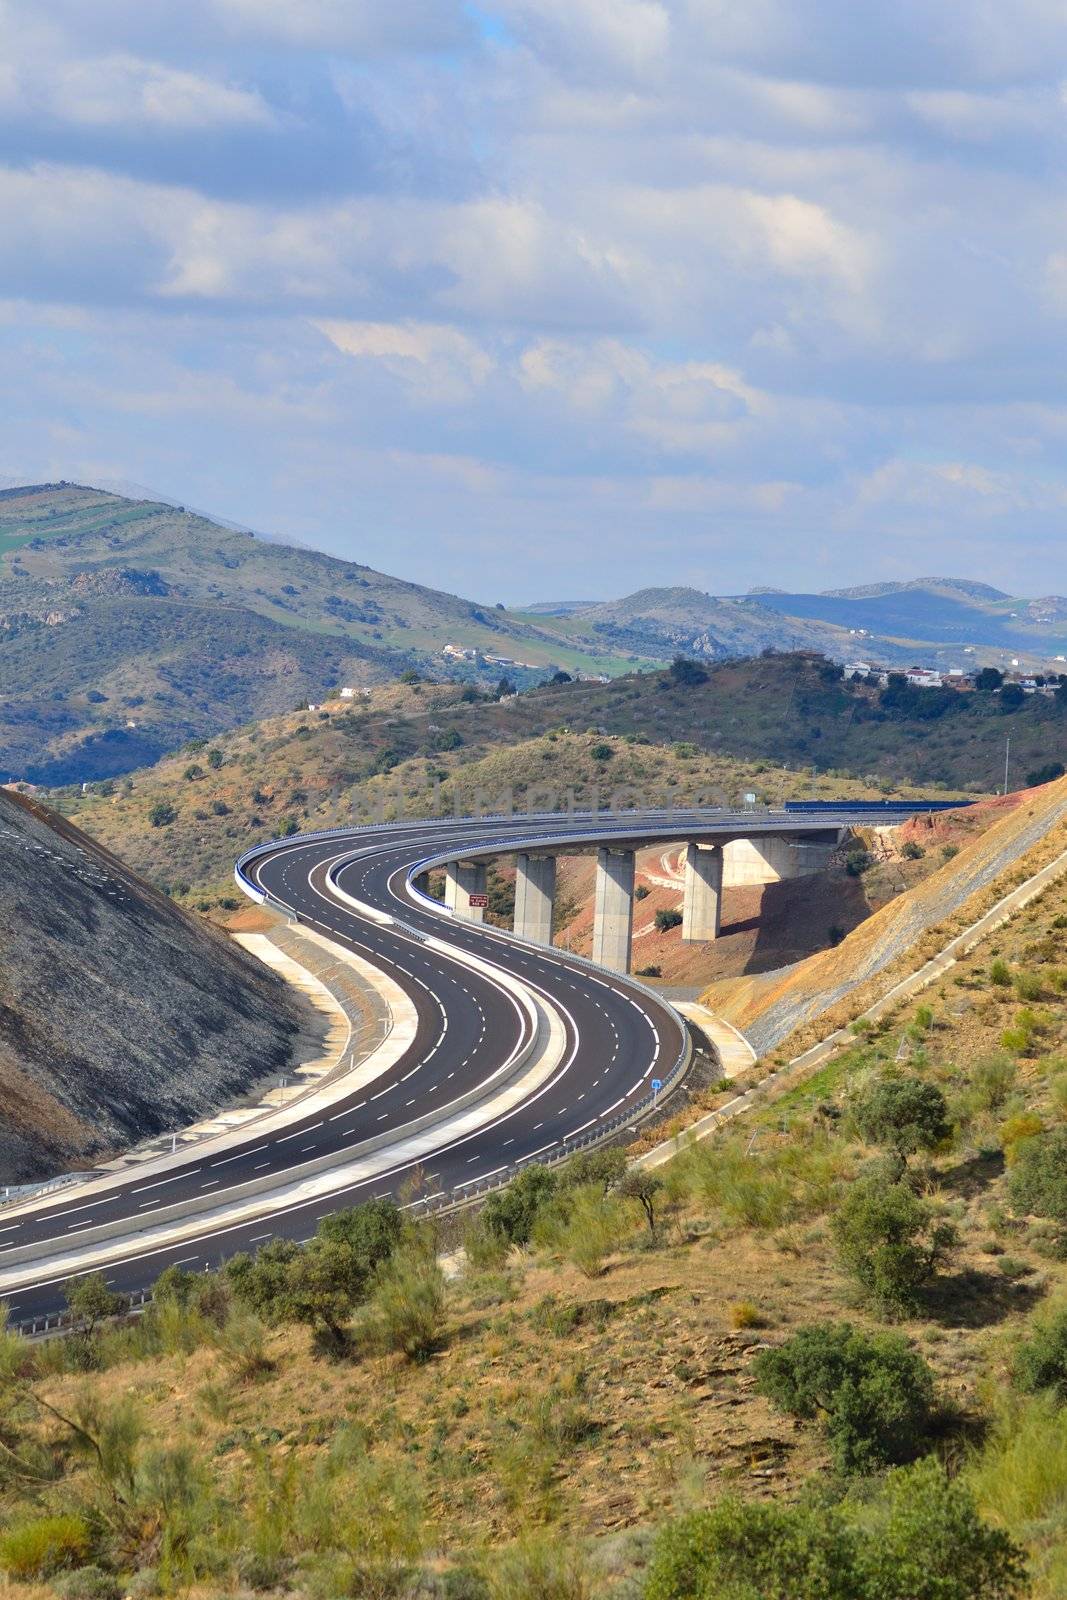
[{"x1": 5, "y1": 868, "x2": 1067, "y2": 1595}]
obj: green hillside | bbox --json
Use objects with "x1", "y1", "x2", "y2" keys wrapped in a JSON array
[{"x1": 0, "y1": 485, "x2": 636, "y2": 782}]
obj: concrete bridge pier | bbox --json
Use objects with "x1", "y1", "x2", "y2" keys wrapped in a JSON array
[
  {"x1": 513, "y1": 852, "x2": 556, "y2": 945},
  {"x1": 445, "y1": 859, "x2": 487, "y2": 922},
  {"x1": 682, "y1": 842, "x2": 723, "y2": 942},
  {"x1": 592, "y1": 846, "x2": 635, "y2": 974}
]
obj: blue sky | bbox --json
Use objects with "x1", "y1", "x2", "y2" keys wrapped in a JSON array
[{"x1": 2, "y1": 0, "x2": 1067, "y2": 601}]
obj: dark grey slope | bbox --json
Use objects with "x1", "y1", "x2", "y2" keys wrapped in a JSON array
[{"x1": 0, "y1": 788, "x2": 320, "y2": 1183}]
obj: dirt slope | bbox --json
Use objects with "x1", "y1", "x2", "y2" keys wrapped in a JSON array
[
  {"x1": 705, "y1": 778, "x2": 1067, "y2": 1054},
  {"x1": 0, "y1": 788, "x2": 319, "y2": 1182}
]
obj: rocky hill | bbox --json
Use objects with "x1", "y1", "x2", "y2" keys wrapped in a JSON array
[{"x1": 0, "y1": 787, "x2": 319, "y2": 1182}]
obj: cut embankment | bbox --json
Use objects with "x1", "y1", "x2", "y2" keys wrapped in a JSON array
[{"x1": 703, "y1": 777, "x2": 1067, "y2": 1058}]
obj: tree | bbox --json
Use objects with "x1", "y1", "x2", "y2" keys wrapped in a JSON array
[
  {"x1": 480, "y1": 1164, "x2": 558, "y2": 1248},
  {"x1": 496, "y1": 677, "x2": 516, "y2": 698},
  {"x1": 206, "y1": 748, "x2": 223, "y2": 769},
  {"x1": 668, "y1": 656, "x2": 708, "y2": 687},
  {"x1": 752, "y1": 1321, "x2": 936, "y2": 1472},
  {"x1": 975, "y1": 666, "x2": 1004, "y2": 692},
  {"x1": 830, "y1": 1177, "x2": 955, "y2": 1315},
  {"x1": 655, "y1": 909, "x2": 683, "y2": 932},
  {"x1": 559, "y1": 1147, "x2": 627, "y2": 1193},
  {"x1": 852, "y1": 1076, "x2": 952, "y2": 1160},
  {"x1": 1008, "y1": 1127, "x2": 1067, "y2": 1228},
  {"x1": 1000, "y1": 683, "x2": 1025, "y2": 711},
  {"x1": 1027, "y1": 761, "x2": 1065, "y2": 787},
  {"x1": 64, "y1": 1274, "x2": 126, "y2": 1338},
  {"x1": 549, "y1": 670, "x2": 572, "y2": 685},
  {"x1": 619, "y1": 1169, "x2": 664, "y2": 1233}
]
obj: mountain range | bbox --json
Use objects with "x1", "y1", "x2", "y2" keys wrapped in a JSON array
[
  {"x1": 522, "y1": 577, "x2": 1067, "y2": 671},
  {"x1": 2, "y1": 481, "x2": 1065, "y2": 784}
]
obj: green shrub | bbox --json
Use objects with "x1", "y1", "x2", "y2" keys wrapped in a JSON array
[
  {"x1": 488, "y1": 1534, "x2": 592, "y2": 1599},
  {"x1": 148, "y1": 801, "x2": 177, "y2": 828},
  {"x1": 535, "y1": 1185, "x2": 635, "y2": 1277},
  {"x1": 1014, "y1": 970, "x2": 1043, "y2": 1001},
  {"x1": 53, "y1": 1567, "x2": 122, "y2": 1600},
  {"x1": 971, "y1": 1054, "x2": 1017, "y2": 1112},
  {"x1": 0, "y1": 1516, "x2": 92, "y2": 1579},
  {"x1": 902, "y1": 840, "x2": 925, "y2": 860},
  {"x1": 362, "y1": 1237, "x2": 446, "y2": 1360},
  {"x1": 753, "y1": 1321, "x2": 936, "y2": 1472},
  {"x1": 852, "y1": 1076, "x2": 951, "y2": 1158},
  {"x1": 990, "y1": 958, "x2": 1012, "y2": 987},
  {"x1": 655, "y1": 908, "x2": 683, "y2": 932},
  {"x1": 830, "y1": 1178, "x2": 955, "y2": 1315},
  {"x1": 1009, "y1": 1128, "x2": 1067, "y2": 1226},
  {"x1": 480, "y1": 1165, "x2": 558, "y2": 1249},
  {"x1": 851, "y1": 1456, "x2": 1026, "y2": 1600},
  {"x1": 643, "y1": 1497, "x2": 859, "y2": 1600},
  {"x1": 1013, "y1": 1306, "x2": 1067, "y2": 1398},
  {"x1": 999, "y1": 1112, "x2": 1043, "y2": 1164},
  {"x1": 643, "y1": 1459, "x2": 1025, "y2": 1600}
]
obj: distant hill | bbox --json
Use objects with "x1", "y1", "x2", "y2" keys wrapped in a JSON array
[
  {"x1": 56, "y1": 651, "x2": 1066, "y2": 910},
  {"x1": 0, "y1": 484, "x2": 630, "y2": 782},
  {"x1": 0, "y1": 787, "x2": 317, "y2": 1181},
  {"x1": 547, "y1": 577, "x2": 1067, "y2": 671}
]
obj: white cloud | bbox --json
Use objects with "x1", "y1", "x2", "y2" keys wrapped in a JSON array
[
  {"x1": 314, "y1": 320, "x2": 495, "y2": 402},
  {"x1": 44, "y1": 54, "x2": 275, "y2": 131}
]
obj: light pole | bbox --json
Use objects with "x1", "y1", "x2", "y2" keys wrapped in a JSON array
[{"x1": 1003, "y1": 734, "x2": 1011, "y2": 797}]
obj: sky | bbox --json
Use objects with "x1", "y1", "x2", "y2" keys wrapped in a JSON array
[{"x1": 2, "y1": 1, "x2": 1067, "y2": 603}]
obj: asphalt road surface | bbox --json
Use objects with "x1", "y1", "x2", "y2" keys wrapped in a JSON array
[{"x1": 0, "y1": 805, "x2": 928, "y2": 1325}]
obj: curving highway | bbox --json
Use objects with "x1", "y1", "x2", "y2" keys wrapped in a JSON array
[{"x1": 0, "y1": 805, "x2": 937, "y2": 1329}]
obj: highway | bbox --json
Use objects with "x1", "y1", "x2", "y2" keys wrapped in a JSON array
[{"x1": 0, "y1": 805, "x2": 932, "y2": 1328}]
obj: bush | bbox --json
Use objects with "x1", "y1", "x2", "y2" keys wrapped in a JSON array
[
  {"x1": 999, "y1": 1112, "x2": 1043, "y2": 1164},
  {"x1": 669, "y1": 656, "x2": 708, "y2": 687},
  {"x1": 0, "y1": 1516, "x2": 92, "y2": 1580},
  {"x1": 654, "y1": 908, "x2": 683, "y2": 932},
  {"x1": 990, "y1": 958, "x2": 1012, "y2": 987},
  {"x1": 830, "y1": 1178, "x2": 955, "y2": 1314},
  {"x1": 643, "y1": 1459, "x2": 1025, "y2": 1600},
  {"x1": 852, "y1": 1076, "x2": 951, "y2": 1158},
  {"x1": 480, "y1": 1165, "x2": 558, "y2": 1249},
  {"x1": 362, "y1": 1237, "x2": 446, "y2": 1360},
  {"x1": 536, "y1": 1185, "x2": 635, "y2": 1277},
  {"x1": 148, "y1": 801, "x2": 177, "y2": 828},
  {"x1": 644, "y1": 1496, "x2": 857, "y2": 1600},
  {"x1": 901, "y1": 840, "x2": 925, "y2": 860},
  {"x1": 53, "y1": 1567, "x2": 122, "y2": 1600},
  {"x1": 1014, "y1": 970, "x2": 1043, "y2": 1001},
  {"x1": 753, "y1": 1321, "x2": 936, "y2": 1472},
  {"x1": 589, "y1": 742, "x2": 614, "y2": 761},
  {"x1": 971, "y1": 1054, "x2": 1017, "y2": 1112},
  {"x1": 728, "y1": 1300, "x2": 764, "y2": 1329},
  {"x1": 850, "y1": 1456, "x2": 1026, "y2": 1600},
  {"x1": 1008, "y1": 1127, "x2": 1067, "y2": 1225}
]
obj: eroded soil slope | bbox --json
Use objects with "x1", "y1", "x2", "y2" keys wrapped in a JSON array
[{"x1": 0, "y1": 788, "x2": 318, "y2": 1182}]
